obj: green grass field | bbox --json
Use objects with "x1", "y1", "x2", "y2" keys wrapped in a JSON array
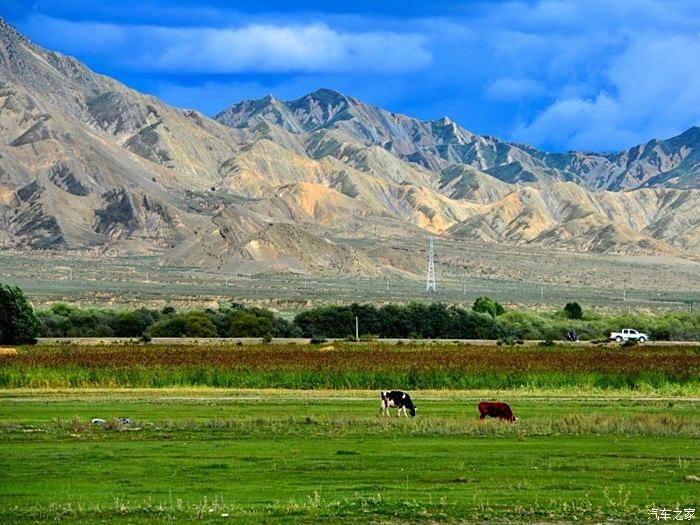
[
  {"x1": 1, "y1": 390, "x2": 699, "y2": 524},
  {"x1": 1, "y1": 343, "x2": 699, "y2": 523}
]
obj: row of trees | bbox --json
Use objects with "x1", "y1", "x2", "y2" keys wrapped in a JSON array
[
  {"x1": 294, "y1": 302, "x2": 509, "y2": 339},
  {"x1": 3, "y1": 281, "x2": 700, "y2": 343},
  {"x1": 38, "y1": 303, "x2": 298, "y2": 339},
  {"x1": 36, "y1": 297, "x2": 510, "y2": 340},
  {"x1": 3, "y1": 285, "x2": 511, "y2": 342}
]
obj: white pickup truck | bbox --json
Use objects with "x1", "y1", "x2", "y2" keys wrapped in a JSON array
[{"x1": 609, "y1": 329, "x2": 649, "y2": 343}]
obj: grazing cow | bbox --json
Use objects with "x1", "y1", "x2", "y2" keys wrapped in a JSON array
[
  {"x1": 478, "y1": 401, "x2": 517, "y2": 423},
  {"x1": 380, "y1": 391, "x2": 417, "y2": 417}
]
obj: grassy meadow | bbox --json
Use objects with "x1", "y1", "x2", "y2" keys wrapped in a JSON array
[{"x1": 1, "y1": 342, "x2": 699, "y2": 523}]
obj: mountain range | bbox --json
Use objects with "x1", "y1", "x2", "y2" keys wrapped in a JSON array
[{"x1": 1, "y1": 18, "x2": 699, "y2": 275}]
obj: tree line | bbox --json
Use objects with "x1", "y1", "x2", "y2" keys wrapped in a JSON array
[
  {"x1": 35, "y1": 301, "x2": 508, "y2": 340},
  {"x1": 2, "y1": 282, "x2": 700, "y2": 344}
]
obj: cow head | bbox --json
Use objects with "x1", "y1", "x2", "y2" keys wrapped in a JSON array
[{"x1": 409, "y1": 406, "x2": 417, "y2": 417}]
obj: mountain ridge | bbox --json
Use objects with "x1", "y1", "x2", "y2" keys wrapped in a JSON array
[
  {"x1": 1, "y1": 18, "x2": 700, "y2": 276},
  {"x1": 217, "y1": 88, "x2": 700, "y2": 191}
]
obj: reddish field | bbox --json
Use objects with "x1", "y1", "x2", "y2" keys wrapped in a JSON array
[
  {"x1": 1, "y1": 342, "x2": 699, "y2": 390},
  {"x1": 2, "y1": 342, "x2": 698, "y2": 374}
]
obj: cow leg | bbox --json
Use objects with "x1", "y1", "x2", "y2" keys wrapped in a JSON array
[{"x1": 381, "y1": 399, "x2": 391, "y2": 416}]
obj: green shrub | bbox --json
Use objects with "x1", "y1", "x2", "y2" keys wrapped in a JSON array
[
  {"x1": 564, "y1": 302, "x2": 583, "y2": 320},
  {"x1": 472, "y1": 297, "x2": 505, "y2": 318},
  {"x1": 226, "y1": 310, "x2": 274, "y2": 337},
  {"x1": 111, "y1": 311, "x2": 148, "y2": 337},
  {"x1": 148, "y1": 312, "x2": 218, "y2": 338}
]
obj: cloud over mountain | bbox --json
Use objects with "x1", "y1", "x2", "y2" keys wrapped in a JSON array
[
  {"x1": 10, "y1": 1, "x2": 700, "y2": 152},
  {"x1": 21, "y1": 16, "x2": 431, "y2": 74}
]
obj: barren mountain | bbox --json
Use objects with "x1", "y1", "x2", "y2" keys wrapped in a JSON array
[
  {"x1": 218, "y1": 89, "x2": 700, "y2": 191},
  {"x1": 1, "y1": 18, "x2": 699, "y2": 276}
]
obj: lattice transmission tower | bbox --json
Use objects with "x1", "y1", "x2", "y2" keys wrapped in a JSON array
[{"x1": 426, "y1": 237, "x2": 436, "y2": 292}]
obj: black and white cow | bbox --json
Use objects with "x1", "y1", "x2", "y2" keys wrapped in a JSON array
[{"x1": 380, "y1": 390, "x2": 417, "y2": 417}]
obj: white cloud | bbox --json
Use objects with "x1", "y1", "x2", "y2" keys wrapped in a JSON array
[
  {"x1": 150, "y1": 23, "x2": 430, "y2": 73},
  {"x1": 513, "y1": 34, "x2": 700, "y2": 150},
  {"x1": 17, "y1": 1, "x2": 700, "y2": 151},
  {"x1": 23, "y1": 16, "x2": 430, "y2": 74},
  {"x1": 486, "y1": 78, "x2": 548, "y2": 102}
]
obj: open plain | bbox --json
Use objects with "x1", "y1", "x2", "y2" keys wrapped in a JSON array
[
  {"x1": 2, "y1": 244, "x2": 700, "y2": 311},
  {"x1": 1, "y1": 342, "x2": 699, "y2": 524}
]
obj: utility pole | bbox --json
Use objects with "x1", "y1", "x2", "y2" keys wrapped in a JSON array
[
  {"x1": 623, "y1": 289, "x2": 626, "y2": 302},
  {"x1": 426, "y1": 237, "x2": 436, "y2": 292},
  {"x1": 540, "y1": 286, "x2": 544, "y2": 301},
  {"x1": 355, "y1": 316, "x2": 359, "y2": 341}
]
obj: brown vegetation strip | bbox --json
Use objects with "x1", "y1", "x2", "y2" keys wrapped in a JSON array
[{"x1": 2, "y1": 344, "x2": 699, "y2": 376}]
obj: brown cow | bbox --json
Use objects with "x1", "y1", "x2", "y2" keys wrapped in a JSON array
[{"x1": 478, "y1": 401, "x2": 517, "y2": 423}]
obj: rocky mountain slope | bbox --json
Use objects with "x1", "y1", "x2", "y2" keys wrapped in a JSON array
[
  {"x1": 217, "y1": 89, "x2": 700, "y2": 191},
  {"x1": 1, "y1": 18, "x2": 699, "y2": 275}
]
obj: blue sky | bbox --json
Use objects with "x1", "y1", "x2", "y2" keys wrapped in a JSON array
[{"x1": 4, "y1": 0, "x2": 700, "y2": 152}]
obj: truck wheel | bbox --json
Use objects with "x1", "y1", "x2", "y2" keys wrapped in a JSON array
[
  {"x1": 639, "y1": 337, "x2": 646, "y2": 343},
  {"x1": 615, "y1": 336, "x2": 622, "y2": 342}
]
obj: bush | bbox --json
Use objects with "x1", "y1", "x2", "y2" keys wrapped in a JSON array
[
  {"x1": 294, "y1": 306, "x2": 354, "y2": 338},
  {"x1": 111, "y1": 311, "x2": 148, "y2": 337},
  {"x1": 564, "y1": 302, "x2": 583, "y2": 320},
  {"x1": 226, "y1": 310, "x2": 274, "y2": 337},
  {"x1": 472, "y1": 297, "x2": 505, "y2": 318},
  {"x1": 147, "y1": 312, "x2": 218, "y2": 338},
  {"x1": 0, "y1": 283, "x2": 40, "y2": 344}
]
